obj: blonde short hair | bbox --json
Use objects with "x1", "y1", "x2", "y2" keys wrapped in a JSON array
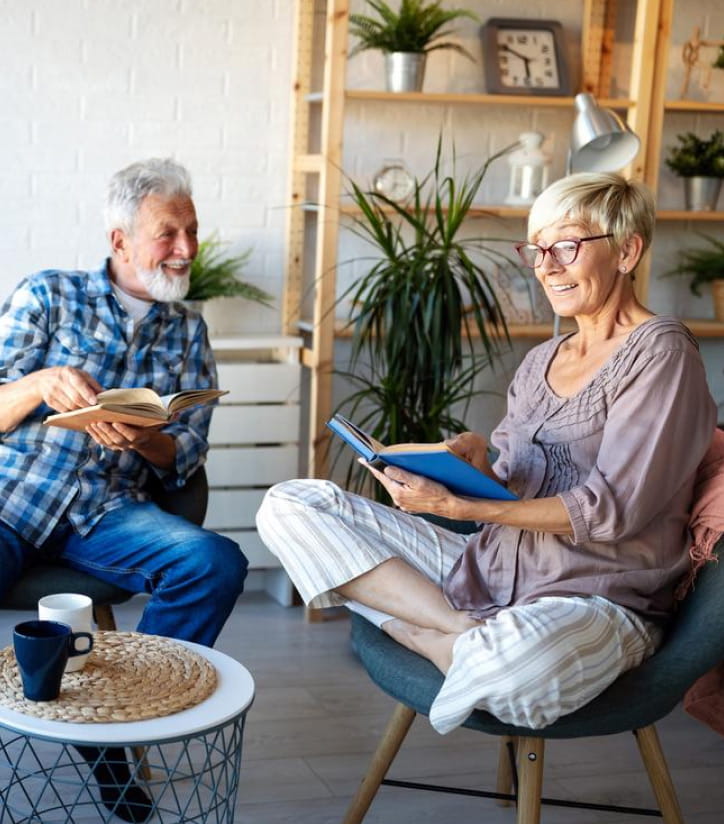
[{"x1": 527, "y1": 172, "x2": 655, "y2": 254}]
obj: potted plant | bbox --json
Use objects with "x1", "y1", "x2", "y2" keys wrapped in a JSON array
[
  {"x1": 664, "y1": 130, "x2": 724, "y2": 210},
  {"x1": 348, "y1": 0, "x2": 477, "y2": 93},
  {"x1": 332, "y1": 139, "x2": 518, "y2": 499},
  {"x1": 663, "y1": 233, "x2": 724, "y2": 322},
  {"x1": 186, "y1": 234, "x2": 273, "y2": 306}
]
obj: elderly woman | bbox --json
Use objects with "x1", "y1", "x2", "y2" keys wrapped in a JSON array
[{"x1": 256, "y1": 172, "x2": 717, "y2": 734}]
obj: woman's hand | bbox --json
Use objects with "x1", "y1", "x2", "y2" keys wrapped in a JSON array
[
  {"x1": 444, "y1": 431, "x2": 494, "y2": 476},
  {"x1": 361, "y1": 460, "x2": 458, "y2": 518}
]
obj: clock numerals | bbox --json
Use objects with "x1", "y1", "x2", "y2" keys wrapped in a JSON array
[{"x1": 483, "y1": 18, "x2": 570, "y2": 96}]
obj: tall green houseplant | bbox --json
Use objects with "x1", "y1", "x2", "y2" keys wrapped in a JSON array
[{"x1": 334, "y1": 140, "x2": 516, "y2": 496}]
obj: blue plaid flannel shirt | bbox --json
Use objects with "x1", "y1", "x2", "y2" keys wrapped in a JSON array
[{"x1": 0, "y1": 261, "x2": 218, "y2": 547}]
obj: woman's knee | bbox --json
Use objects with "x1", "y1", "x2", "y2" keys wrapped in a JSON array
[{"x1": 256, "y1": 478, "x2": 343, "y2": 532}]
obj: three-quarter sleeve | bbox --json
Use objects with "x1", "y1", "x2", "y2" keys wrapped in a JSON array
[{"x1": 560, "y1": 346, "x2": 716, "y2": 545}]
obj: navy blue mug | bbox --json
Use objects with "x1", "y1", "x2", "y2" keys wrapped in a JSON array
[{"x1": 13, "y1": 620, "x2": 94, "y2": 701}]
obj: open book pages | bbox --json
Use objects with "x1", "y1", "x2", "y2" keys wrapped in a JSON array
[{"x1": 43, "y1": 388, "x2": 227, "y2": 431}]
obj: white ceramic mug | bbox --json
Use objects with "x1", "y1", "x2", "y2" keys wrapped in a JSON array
[{"x1": 38, "y1": 593, "x2": 94, "y2": 672}]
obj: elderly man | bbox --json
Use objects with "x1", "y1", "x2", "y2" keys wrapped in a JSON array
[{"x1": 0, "y1": 158, "x2": 247, "y2": 822}]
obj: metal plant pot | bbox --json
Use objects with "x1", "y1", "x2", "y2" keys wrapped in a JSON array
[
  {"x1": 385, "y1": 52, "x2": 426, "y2": 93},
  {"x1": 683, "y1": 176, "x2": 723, "y2": 211}
]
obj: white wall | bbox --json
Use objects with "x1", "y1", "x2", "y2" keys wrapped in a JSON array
[{"x1": 1, "y1": 0, "x2": 292, "y2": 335}]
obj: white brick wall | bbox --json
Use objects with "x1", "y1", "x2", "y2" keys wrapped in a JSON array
[{"x1": 1, "y1": 0, "x2": 292, "y2": 335}]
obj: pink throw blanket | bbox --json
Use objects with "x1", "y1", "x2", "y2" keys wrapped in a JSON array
[{"x1": 679, "y1": 428, "x2": 724, "y2": 736}]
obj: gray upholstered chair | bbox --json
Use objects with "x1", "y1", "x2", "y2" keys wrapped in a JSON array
[
  {"x1": 2, "y1": 467, "x2": 208, "y2": 630},
  {"x1": 343, "y1": 537, "x2": 724, "y2": 824}
]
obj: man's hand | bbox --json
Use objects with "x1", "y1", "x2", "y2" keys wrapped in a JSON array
[
  {"x1": 361, "y1": 460, "x2": 458, "y2": 518},
  {"x1": 86, "y1": 422, "x2": 177, "y2": 469},
  {"x1": 0, "y1": 366, "x2": 104, "y2": 433},
  {"x1": 34, "y1": 366, "x2": 103, "y2": 412}
]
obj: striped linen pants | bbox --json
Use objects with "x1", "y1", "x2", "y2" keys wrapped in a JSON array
[{"x1": 256, "y1": 478, "x2": 661, "y2": 734}]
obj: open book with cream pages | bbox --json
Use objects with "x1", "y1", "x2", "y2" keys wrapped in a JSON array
[
  {"x1": 44, "y1": 387, "x2": 227, "y2": 431},
  {"x1": 327, "y1": 413, "x2": 517, "y2": 500}
]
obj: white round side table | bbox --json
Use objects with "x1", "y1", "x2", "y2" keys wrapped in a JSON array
[{"x1": 0, "y1": 638, "x2": 255, "y2": 823}]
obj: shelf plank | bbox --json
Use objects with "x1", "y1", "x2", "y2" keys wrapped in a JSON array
[
  {"x1": 344, "y1": 89, "x2": 634, "y2": 109},
  {"x1": 663, "y1": 100, "x2": 724, "y2": 112},
  {"x1": 684, "y1": 320, "x2": 724, "y2": 337},
  {"x1": 337, "y1": 202, "x2": 529, "y2": 219},
  {"x1": 336, "y1": 204, "x2": 724, "y2": 222},
  {"x1": 298, "y1": 318, "x2": 724, "y2": 341},
  {"x1": 657, "y1": 210, "x2": 724, "y2": 221}
]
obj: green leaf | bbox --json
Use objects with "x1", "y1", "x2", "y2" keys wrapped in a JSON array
[
  {"x1": 187, "y1": 234, "x2": 274, "y2": 304},
  {"x1": 332, "y1": 136, "x2": 519, "y2": 498},
  {"x1": 348, "y1": 0, "x2": 478, "y2": 57}
]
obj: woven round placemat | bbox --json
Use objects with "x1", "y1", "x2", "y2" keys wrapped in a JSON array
[{"x1": 0, "y1": 631, "x2": 217, "y2": 723}]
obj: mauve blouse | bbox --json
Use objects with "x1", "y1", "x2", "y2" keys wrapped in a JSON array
[{"x1": 443, "y1": 316, "x2": 717, "y2": 623}]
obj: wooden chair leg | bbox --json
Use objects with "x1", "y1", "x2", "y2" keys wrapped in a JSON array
[
  {"x1": 635, "y1": 725, "x2": 684, "y2": 824},
  {"x1": 515, "y1": 736, "x2": 544, "y2": 824},
  {"x1": 496, "y1": 735, "x2": 518, "y2": 806},
  {"x1": 94, "y1": 604, "x2": 117, "y2": 631},
  {"x1": 342, "y1": 703, "x2": 416, "y2": 824}
]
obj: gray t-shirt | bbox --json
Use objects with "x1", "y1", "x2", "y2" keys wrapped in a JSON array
[{"x1": 444, "y1": 316, "x2": 717, "y2": 622}]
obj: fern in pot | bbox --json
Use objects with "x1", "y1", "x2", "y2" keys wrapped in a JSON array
[
  {"x1": 663, "y1": 233, "x2": 724, "y2": 322},
  {"x1": 185, "y1": 234, "x2": 273, "y2": 308},
  {"x1": 348, "y1": 0, "x2": 478, "y2": 92},
  {"x1": 664, "y1": 130, "x2": 724, "y2": 211},
  {"x1": 333, "y1": 139, "x2": 518, "y2": 499}
]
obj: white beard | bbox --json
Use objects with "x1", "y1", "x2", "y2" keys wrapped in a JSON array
[{"x1": 135, "y1": 262, "x2": 191, "y2": 302}]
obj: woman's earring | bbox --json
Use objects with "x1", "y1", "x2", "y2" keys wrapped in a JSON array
[{"x1": 619, "y1": 265, "x2": 627, "y2": 274}]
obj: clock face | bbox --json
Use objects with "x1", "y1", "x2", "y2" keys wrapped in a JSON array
[
  {"x1": 495, "y1": 28, "x2": 561, "y2": 90},
  {"x1": 482, "y1": 19, "x2": 571, "y2": 96},
  {"x1": 373, "y1": 164, "x2": 415, "y2": 202}
]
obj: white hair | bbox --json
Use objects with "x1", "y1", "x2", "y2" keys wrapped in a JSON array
[{"x1": 103, "y1": 157, "x2": 193, "y2": 235}]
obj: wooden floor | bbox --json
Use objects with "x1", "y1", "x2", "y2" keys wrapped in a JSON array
[{"x1": 2, "y1": 592, "x2": 723, "y2": 823}]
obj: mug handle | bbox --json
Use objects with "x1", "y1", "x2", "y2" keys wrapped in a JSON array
[{"x1": 69, "y1": 631, "x2": 94, "y2": 657}]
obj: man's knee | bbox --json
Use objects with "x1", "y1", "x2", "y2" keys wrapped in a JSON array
[{"x1": 189, "y1": 531, "x2": 248, "y2": 598}]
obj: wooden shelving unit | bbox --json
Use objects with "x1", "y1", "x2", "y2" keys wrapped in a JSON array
[{"x1": 284, "y1": 0, "x2": 723, "y2": 478}]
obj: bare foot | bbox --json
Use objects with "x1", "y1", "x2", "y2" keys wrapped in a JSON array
[{"x1": 382, "y1": 618, "x2": 458, "y2": 673}]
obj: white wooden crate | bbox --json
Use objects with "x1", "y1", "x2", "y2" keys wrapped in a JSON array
[{"x1": 207, "y1": 336, "x2": 302, "y2": 605}]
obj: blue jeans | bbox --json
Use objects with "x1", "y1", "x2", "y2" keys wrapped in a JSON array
[{"x1": 0, "y1": 503, "x2": 248, "y2": 647}]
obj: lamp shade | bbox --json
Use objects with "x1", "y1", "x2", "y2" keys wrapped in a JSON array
[{"x1": 568, "y1": 92, "x2": 640, "y2": 174}]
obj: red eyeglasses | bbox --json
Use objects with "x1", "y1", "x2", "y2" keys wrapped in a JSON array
[{"x1": 514, "y1": 234, "x2": 613, "y2": 268}]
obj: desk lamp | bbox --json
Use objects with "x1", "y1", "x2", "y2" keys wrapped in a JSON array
[
  {"x1": 568, "y1": 92, "x2": 640, "y2": 174},
  {"x1": 551, "y1": 92, "x2": 641, "y2": 334}
]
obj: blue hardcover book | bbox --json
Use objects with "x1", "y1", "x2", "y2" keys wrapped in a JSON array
[{"x1": 326, "y1": 414, "x2": 517, "y2": 501}]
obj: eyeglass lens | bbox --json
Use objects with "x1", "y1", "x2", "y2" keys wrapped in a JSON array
[
  {"x1": 518, "y1": 240, "x2": 579, "y2": 267},
  {"x1": 515, "y1": 234, "x2": 613, "y2": 268}
]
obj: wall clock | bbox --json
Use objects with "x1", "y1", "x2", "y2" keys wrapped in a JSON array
[{"x1": 481, "y1": 18, "x2": 571, "y2": 96}]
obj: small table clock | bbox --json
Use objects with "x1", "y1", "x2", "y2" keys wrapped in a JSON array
[
  {"x1": 482, "y1": 18, "x2": 571, "y2": 96},
  {"x1": 372, "y1": 161, "x2": 415, "y2": 203}
]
